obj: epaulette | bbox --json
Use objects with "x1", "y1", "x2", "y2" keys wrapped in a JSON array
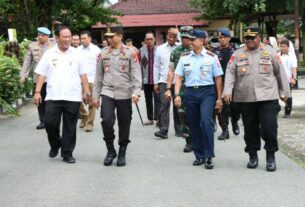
[
  {"x1": 181, "y1": 51, "x2": 190, "y2": 56},
  {"x1": 206, "y1": 50, "x2": 215, "y2": 57}
]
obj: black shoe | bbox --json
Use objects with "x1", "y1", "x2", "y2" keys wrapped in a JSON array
[
  {"x1": 283, "y1": 114, "x2": 291, "y2": 118},
  {"x1": 183, "y1": 143, "x2": 192, "y2": 153},
  {"x1": 49, "y1": 148, "x2": 59, "y2": 158},
  {"x1": 183, "y1": 137, "x2": 192, "y2": 153},
  {"x1": 247, "y1": 152, "x2": 259, "y2": 169},
  {"x1": 193, "y1": 159, "x2": 205, "y2": 166},
  {"x1": 232, "y1": 122, "x2": 240, "y2": 135},
  {"x1": 218, "y1": 129, "x2": 229, "y2": 140},
  {"x1": 63, "y1": 156, "x2": 76, "y2": 163},
  {"x1": 154, "y1": 131, "x2": 168, "y2": 139},
  {"x1": 117, "y1": 145, "x2": 127, "y2": 167},
  {"x1": 266, "y1": 152, "x2": 276, "y2": 172},
  {"x1": 104, "y1": 145, "x2": 117, "y2": 166},
  {"x1": 36, "y1": 122, "x2": 45, "y2": 130},
  {"x1": 205, "y1": 158, "x2": 214, "y2": 169}
]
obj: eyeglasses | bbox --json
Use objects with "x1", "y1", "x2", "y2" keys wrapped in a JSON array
[{"x1": 245, "y1": 36, "x2": 256, "y2": 41}]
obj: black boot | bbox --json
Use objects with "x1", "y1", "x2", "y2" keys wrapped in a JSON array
[
  {"x1": 231, "y1": 121, "x2": 240, "y2": 135},
  {"x1": 183, "y1": 136, "x2": 192, "y2": 153},
  {"x1": 117, "y1": 145, "x2": 127, "y2": 167},
  {"x1": 104, "y1": 144, "x2": 117, "y2": 166},
  {"x1": 247, "y1": 151, "x2": 259, "y2": 169},
  {"x1": 218, "y1": 129, "x2": 229, "y2": 140},
  {"x1": 266, "y1": 152, "x2": 276, "y2": 172}
]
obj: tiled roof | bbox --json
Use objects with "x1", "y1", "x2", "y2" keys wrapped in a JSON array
[
  {"x1": 112, "y1": 0, "x2": 197, "y2": 15},
  {"x1": 92, "y1": 13, "x2": 207, "y2": 28}
]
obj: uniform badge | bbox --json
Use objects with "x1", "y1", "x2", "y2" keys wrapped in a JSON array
[
  {"x1": 263, "y1": 51, "x2": 269, "y2": 57},
  {"x1": 52, "y1": 58, "x2": 57, "y2": 67},
  {"x1": 97, "y1": 53, "x2": 102, "y2": 61},
  {"x1": 132, "y1": 53, "x2": 138, "y2": 62},
  {"x1": 239, "y1": 54, "x2": 247, "y2": 59},
  {"x1": 228, "y1": 55, "x2": 235, "y2": 64}
]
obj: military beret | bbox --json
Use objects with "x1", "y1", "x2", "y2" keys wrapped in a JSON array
[
  {"x1": 180, "y1": 26, "x2": 194, "y2": 38},
  {"x1": 217, "y1": 28, "x2": 231, "y2": 37},
  {"x1": 191, "y1": 30, "x2": 207, "y2": 39},
  {"x1": 244, "y1": 26, "x2": 261, "y2": 37},
  {"x1": 105, "y1": 26, "x2": 124, "y2": 37},
  {"x1": 37, "y1": 27, "x2": 51, "y2": 36}
]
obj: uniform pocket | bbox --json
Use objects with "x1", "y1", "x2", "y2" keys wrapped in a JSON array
[
  {"x1": 237, "y1": 62, "x2": 250, "y2": 76},
  {"x1": 259, "y1": 60, "x2": 273, "y2": 74}
]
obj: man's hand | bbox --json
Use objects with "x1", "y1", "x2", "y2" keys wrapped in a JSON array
[
  {"x1": 92, "y1": 98, "x2": 100, "y2": 109},
  {"x1": 280, "y1": 95, "x2": 288, "y2": 103},
  {"x1": 83, "y1": 92, "x2": 91, "y2": 104},
  {"x1": 174, "y1": 96, "x2": 181, "y2": 108},
  {"x1": 132, "y1": 95, "x2": 140, "y2": 104},
  {"x1": 154, "y1": 84, "x2": 159, "y2": 94},
  {"x1": 290, "y1": 78, "x2": 296, "y2": 86},
  {"x1": 215, "y1": 98, "x2": 223, "y2": 114},
  {"x1": 164, "y1": 89, "x2": 172, "y2": 101},
  {"x1": 224, "y1": 94, "x2": 232, "y2": 105},
  {"x1": 33, "y1": 92, "x2": 42, "y2": 106}
]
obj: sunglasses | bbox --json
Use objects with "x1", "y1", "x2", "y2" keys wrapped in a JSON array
[{"x1": 245, "y1": 36, "x2": 256, "y2": 41}]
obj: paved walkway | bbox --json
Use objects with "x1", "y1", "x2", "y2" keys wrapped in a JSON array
[{"x1": 1, "y1": 93, "x2": 305, "y2": 207}]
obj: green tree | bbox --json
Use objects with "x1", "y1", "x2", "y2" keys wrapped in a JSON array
[{"x1": 1, "y1": 0, "x2": 119, "y2": 39}]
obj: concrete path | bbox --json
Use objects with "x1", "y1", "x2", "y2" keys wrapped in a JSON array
[{"x1": 1, "y1": 96, "x2": 305, "y2": 207}]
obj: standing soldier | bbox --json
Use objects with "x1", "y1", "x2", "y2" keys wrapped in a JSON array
[
  {"x1": 165, "y1": 26, "x2": 193, "y2": 152},
  {"x1": 20, "y1": 27, "x2": 53, "y2": 129},
  {"x1": 174, "y1": 30, "x2": 224, "y2": 169},
  {"x1": 223, "y1": 26, "x2": 290, "y2": 172},
  {"x1": 92, "y1": 26, "x2": 142, "y2": 167},
  {"x1": 213, "y1": 28, "x2": 240, "y2": 140}
]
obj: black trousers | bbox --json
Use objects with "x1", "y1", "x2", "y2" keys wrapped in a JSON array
[
  {"x1": 217, "y1": 102, "x2": 241, "y2": 131},
  {"x1": 34, "y1": 83, "x2": 47, "y2": 122},
  {"x1": 44, "y1": 100, "x2": 80, "y2": 157},
  {"x1": 100, "y1": 95, "x2": 132, "y2": 146},
  {"x1": 159, "y1": 83, "x2": 180, "y2": 134},
  {"x1": 143, "y1": 84, "x2": 160, "y2": 121},
  {"x1": 285, "y1": 85, "x2": 293, "y2": 115},
  {"x1": 239, "y1": 100, "x2": 281, "y2": 154}
]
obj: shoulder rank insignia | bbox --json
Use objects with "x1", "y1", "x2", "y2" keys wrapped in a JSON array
[
  {"x1": 206, "y1": 51, "x2": 215, "y2": 57},
  {"x1": 181, "y1": 51, "x2": 190, "y2": 56}
]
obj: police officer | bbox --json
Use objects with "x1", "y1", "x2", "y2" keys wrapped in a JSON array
[
  {"x1": 33, "y1": 26, "x2": 90, "y2": 163},
  {"x1": 174, "y1": 30, "x2": 224, "y2": 169},
  {"x1": 223, "y1": 26, "x2": 290, "y2": 172},
  {"x1": 20, "y1": 27, "x2": 53, "y2": 129},
  {"x1": 213, "y1": 28, "x2": 240, "y2": 140},
  {"x1": 92, "y1": 26, "x2": 142, "y2": 167},
  {"x1": 165, "y1": 26, "x2": 193, "y2": 152}
]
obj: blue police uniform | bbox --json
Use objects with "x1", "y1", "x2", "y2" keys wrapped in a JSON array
[{"x1": 175, "y1": 46, "x2": 223, "y2": 160}]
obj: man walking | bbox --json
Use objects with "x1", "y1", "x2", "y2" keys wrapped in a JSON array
[
  {"x1": 20, "y1": 27, "x2": 53, "y2": 129},
  {"x1": 154, "y1": 28, "x2": 181, "y2": 139},
  {"x1": 92, "y1": 26, "x2": 142, "y2": 167},
  {"x1": 223, "y1": 26, "x2": 290, "y2": 171},
  {"x1": 78, "y1": 31, "x2": 101, "y2": 132},
  {"x1": 140, "y1": 32, "x2": 160, "y2": 126},
  {"x1": 33, "y1": 26, "x2": 90, "y2": 163}
]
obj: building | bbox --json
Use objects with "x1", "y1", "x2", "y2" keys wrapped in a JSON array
[{"x1": 92, "y1": 0, "x2": 231, "y2": 47}]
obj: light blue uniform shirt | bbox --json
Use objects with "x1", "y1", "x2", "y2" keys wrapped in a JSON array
[{"x1": 175, "y1": 49, "x2": 223, "y2": 87}]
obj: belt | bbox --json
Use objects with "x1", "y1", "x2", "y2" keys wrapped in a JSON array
[{"x1": 186, "y1": 85, "x2": 210, "y2": 89}]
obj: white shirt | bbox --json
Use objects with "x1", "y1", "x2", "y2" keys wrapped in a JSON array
[
  {"x1": 279, "y1": 52, "x2": 297, "y2": 81},
  {"x1": 35, "y1": 45, "x2": 88, "y2": 102},
  {"x1": 77, "y1": 43, "x2": 100, "y2": 83},
  {"x1": 153, "y1": 42, "x2": 179, "y2": 84}
]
